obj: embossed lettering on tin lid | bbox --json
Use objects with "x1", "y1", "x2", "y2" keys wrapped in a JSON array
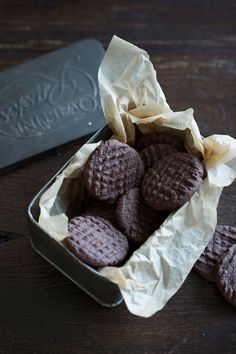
[
  {"x1": 0, "y1": 57, "x2": 98, "y2": 138},
  {"x1": 0, "y1": 39, "x2": 105, "y2": 170}
]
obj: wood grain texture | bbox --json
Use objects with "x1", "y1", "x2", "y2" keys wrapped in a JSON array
[{"x1": 0, "y1": 0, "x2": 235, "y2": 353}]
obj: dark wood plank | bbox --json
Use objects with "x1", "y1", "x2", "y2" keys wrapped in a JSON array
[
  {"x1": 0, "y1": 0, "x2": 235, "y2": 353},
  {"x1": 1, "y1": 237, "x2": 236, "y2": 354}
]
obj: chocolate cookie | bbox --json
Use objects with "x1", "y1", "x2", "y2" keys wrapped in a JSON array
[
  {"x1": 216, "y1": 244, "x2": 236, "y2": 307},
  {"x1": 140, "y1": 143, "x2": 178, "y2": 170},
  {"x1": 194, "y1": 225, "x2": 236, "y2": 282},
  {"x1": 116, "y1": 188, "x2": 167, "y2": 246},
  {"x1": 136, "y1": 132, "x2": 185, "y2": 152},
  {"x1": 70, "y1": 175, "x2": 90, "y2": 213},
  {"x1": 64, "y1": 216, "x2": 129, "y2": 267},
  {"x1": 83, "y1": 139, "x2": 144, "y2": 203},
  {"x1": 82, "y1": 200, "x2": 117, "y2": 226},
  {"x1": 142, "y1": 153, "x2": 203, "y2": 211}
]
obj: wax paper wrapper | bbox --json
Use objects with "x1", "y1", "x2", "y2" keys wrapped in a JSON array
[{"x1": 38, "y1": 36, "x2": 236, "y2": 317}]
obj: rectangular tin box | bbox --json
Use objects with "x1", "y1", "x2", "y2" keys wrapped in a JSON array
[{"x1": 27, "y1": 126, "x2": 124, "y2": 307}]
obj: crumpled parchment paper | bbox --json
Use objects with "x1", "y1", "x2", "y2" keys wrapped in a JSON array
[{"x1": 39, "y1": 36, "x2": 236, "y2": 317}]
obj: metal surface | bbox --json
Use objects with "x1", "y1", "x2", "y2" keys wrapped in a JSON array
[
  {"x1": 0, "y1": 39, "x2": 105, "y2": 170},
  {"x1": 27, "y1": 126, "x2": 124, "y2": 308}
]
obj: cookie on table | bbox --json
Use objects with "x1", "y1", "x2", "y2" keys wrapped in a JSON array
[
  {"x1": 136, "y1": 132, "x2": 185, "y2": 152},
  {"x1": 83, "y1": 139, "x2": 144, "y2": 203},
  {"x1": 64, "y1": 216, "x2": 129, "y2": 267},
  {"x1": 216, "y1": 244, "x2": 236, "y2": 307},
  {"x1": 142, "y1": 153, "x2": 203, "y2": 211},
  {"x1": 140, "y1": 143, "x2": 178, "y2": 170},
  {"x1": 194, "y1": 225, "x2": 236, "y2": 282},
  {"x1": 116, "y1": 188, "x2": 168, "y2": 246}
]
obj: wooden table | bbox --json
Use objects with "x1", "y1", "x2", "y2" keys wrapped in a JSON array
[{"x1": 0, "y1": 1, "x2": 235, "y2": 353}]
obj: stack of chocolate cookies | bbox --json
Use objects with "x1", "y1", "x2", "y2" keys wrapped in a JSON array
[
  {"x1": 63, "y1": 131, "x2": 236, "y2": 307},
  {"x1": 64, "y1": 132, "x2": 204, "y2": 268},
  {"x1": 194, "y1": 225, "x2": 236, "y2": 307}
]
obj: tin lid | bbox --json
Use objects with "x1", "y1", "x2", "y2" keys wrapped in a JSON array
[{"x1": 0, "y1": 39, "x2": 105, "y2": 170}]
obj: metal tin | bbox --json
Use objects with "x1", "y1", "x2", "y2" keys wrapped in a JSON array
[{"x1": 27, "y1": 126, "x2": 123, "y2": 307}]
